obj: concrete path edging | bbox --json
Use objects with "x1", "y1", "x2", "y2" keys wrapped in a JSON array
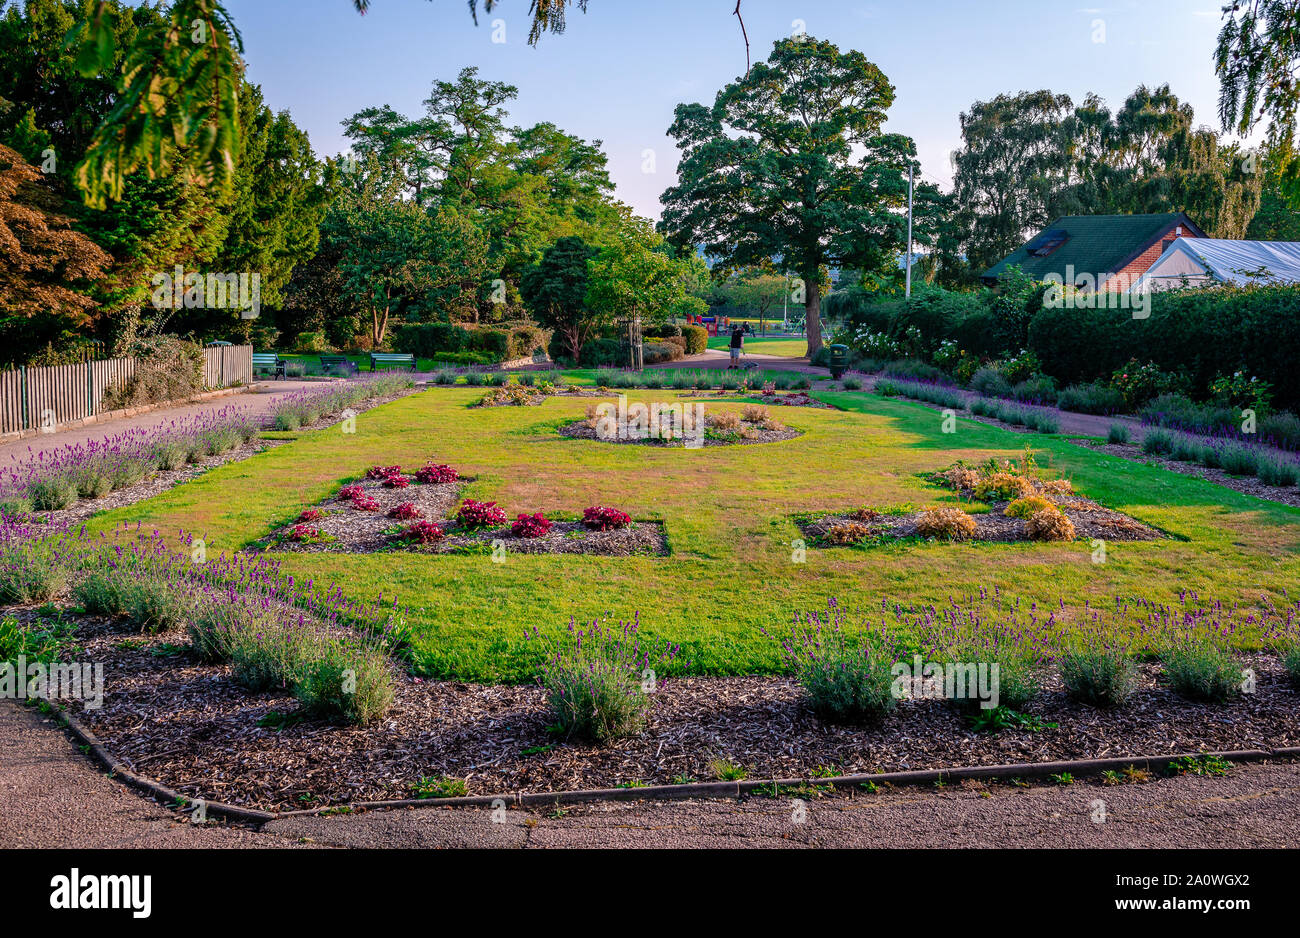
[{"x1": 47, "y1": 703, "x2": 1292, "y2": 826}]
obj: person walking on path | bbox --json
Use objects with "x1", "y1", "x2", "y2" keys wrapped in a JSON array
[{"x1": 728, "y1": 325, "x2": 745, "y2": 369}]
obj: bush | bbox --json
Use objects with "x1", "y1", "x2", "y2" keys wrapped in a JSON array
[
  {"x1": 26, "y1": 477, "x2": 78, "y2": 511},
  {"x1": 1107, "y1": 423, "x2": 1130, "y2": 444},
  {"x1": 102, "y1": 335, "x2": 206, "y2": 408},
  {"x1": 881, "y1": 358, "x2": 947, "y2": 383},
  {"x1": 538, "y1": 620, "x2": 665, "y2": 742},
  {"x1": 824, "y1": 521, "x2": 872, "y2": 545},
  {"x1": 294, "y1": 641, "x2": 395, "y2": 725},
  {"x1": 1257, "y1": 454, "x2": 1300, "y2": 487},
  {"x1": 1280, "y1": 640, "x2": 1300, "y2": 689},
  {"x1": 1217, "y1": 441, "x2": 1262, "y2": 477},
  {"x1": 414, "y1": 463, "x2": 459, "y2": 485},
  {"x1": 71, "y1": 568, "x2": 133, "y2": 615},
  {"x1": 230, "y1": 618, "x2": 313, "y2": 692},
  {"x1": 948, "y1": 645, "x2": 1039, "y2": 711},
  {"x1": 642, "y1": 341, "x2": 684, "y2": 364},
  {"x1": 0, "y1": 545, "x2": 67, "y2": 604},
  {"x1": 915, "y1": 506, "x2": 978, "y2": 540},
  {"x1": 970, "y1": 366, "x2": 1011, "y2": 397},
  {"x1": 787, "y1": 628, "x2": 898, "y2": 724},
  {"x1": 841, "y1": 375, "x2": 863, "y2": 390},
  {"x1": 456, "y1": 499, "x2": 507, "y2": 529},
  {"x1": 511, "y1": 511, "x2": 552, "y2": 538},
  {"x1": 1141, "y1": 427, "x2": 1176, "y2": 456},
  {"x1": 1162, "y1": 643, "x2": 1242, "y2": 703},
  {"x1": 398, "y1": 520, "x2": 445, "y2": 544},
  {"x1": 387, "y1": 502, "x2": 423, "y2": 520},
  {"x1": 1005, "y1": 495, "x2": 1054, "y2": 519},
  {"x1": 122, "y1": 577, "x2": 194, "y2": 633},
  {"x1": 1010, "y1": 375, "x2": 1058, "y2": 406},
  {"x1": 1025, "y1": 507, "x2": 1075, "y2": 542},
  {"x1": 583, "y1": 506, "x2": 631, "y2": 530},
  {"x1": 973, "y1": 471, "x2": 1034, "y2": 501},
  {"x1": 681, "y1": 324, "x2": 709, "y2": 354},
  {"x1": 1059, "y1": 645, "x2": 1137, "y2": 708},
  {"x1": 1058, "y1": 382, "x2": 1127, "y2": 415}
]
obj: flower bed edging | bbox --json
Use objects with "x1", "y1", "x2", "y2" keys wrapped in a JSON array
[{"x1": 45, "y1": 700, "x2": 1285, "y2": 824}]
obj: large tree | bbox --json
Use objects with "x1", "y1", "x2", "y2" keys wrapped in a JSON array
[
  {"x1": 0, "y1": 143, "x2": 112, "y2": 363},
  {"x1": 520, "y1": 235, "x2": 598, "y2": 361},
  {"x1": 660, "y1": 37, "x2": 940, "y2": 355},
  {"x1": 950, "y1": 90, "x2": 1074, "y2": 274}
]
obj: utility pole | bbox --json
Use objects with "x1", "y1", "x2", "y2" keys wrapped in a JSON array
[{"x1": 905, "y1": 164, "x2": 914, "y2": 300}]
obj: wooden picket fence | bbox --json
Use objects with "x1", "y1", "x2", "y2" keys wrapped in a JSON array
[{"x1": 0, "y1": 345, "x2": 253, "y2": 436}]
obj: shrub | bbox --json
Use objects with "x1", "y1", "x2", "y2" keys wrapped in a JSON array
[
  {"x1": 298, "y1": 508, "x2": 324, "y2": 522},
  {"x1": 643, "y1": 341, "x2": 683, "y2": 364},
  {"x1": 337, "y1": 484, "x2": 364, "y2": 501},
  {"x1": 26, "y1": 477, "x2": 78, "y2": 511},
  {"x1": 381, "y1": 474, "x2": 410, "y2": 489},
  {"x1": 824, "y1": 521, "x2": 872, "y2": 545},
  {"x1": 1260, "y1": 411, "x2": 1300, "y2": 451},
  {"x1": 284, "y1": 524, "x2": 327, "y2": 543},
  {"x1": 970, "y1": 366, "x2": 1011, "y2": 397},
  {"x1": 1107, "y1": 423, "x2": 1130, "y2": 444},
  {"x1": 1005, "y1": 495, "x2": 1054, "y2": 519},
  {"x1": 1010, "y1": 375, "x2": 1058, "y2": 406},
  {"x1": 398, "y1": 521, "x2": 444, "y2": 544},
  {"x1": 0, "y1": 545, "x2": 68, "y2": 604},
  {"x1": 1280, "y1": 640, "x2": 1300, "y2": 689},
  {"x1": 841, "y1": 376, "x2": 863, "y2": 390},
  {"x1": 1162, "y1": 643, "x2": 1242, "y2": 703},
  {"x1": 463, "y1": 370, "x2": 485, "y2": 387},
  {"x1": 1037, "y1": 477, "x2": 1074, "y2": 496},
  {"x1": 583, "y1": 506, "x2": 631, "y2": 530},
  {"x1": 948, "y1": 645, "x2": 1039, "y2": 711},
  {"x1": 1257, "y1": 454, "x2": 1300, "y2": 487},
  {"x1": 915, "y1": 506, "x2": 978, "y2": 540},
  {"x1": 456, "y1": 499, "x2": 507, "y2": 529},
  {"x1": 1217, "y1": 441, "x2": 1262, "y2": 477},
  {"x1": 1025, "y1": 507, "x2": 1075, "y2": 541},
  {"x1": 1141, "y1": 427, "x2": 1176, "y2": 456},
  {"x1": 881, "y1": 358, "x2": 947, "y2": 383},
  {"x1": 1059, "y1": 645, "x2": 1137, "y2": 708},
  {"x1": 708, "y1": 412, "x2": 740, "y2": 431},
  {"x1": 681, "y1": 324, "x2": 709, "y2": 354},
  {"x1": 1058, "y1": 382, "x2": 1127, "y2": 415},
  {"x1": 230, "y1": 618, "x2": 313, "y2": 692},
  {"x1": 294, "y1": 641, "x2": 395, "y2": 725},
  {"x1": 102, "y1": 335, "x2": 205, "y2": 408},
  {"x1": 0, "y1": 497, "x2": 30, "y2": 518},
  {"x1": 973, "y1": 471, "x2": 1034, "y2": 501},
  {"x1": 538, "y1": 619, "x2": 666, "y2": 742},
  {"x1": 511, "y1": 512, "x2": 552, "y2": 538},
  {"x1": 366, "y1": 465, "x2": 402, "y2": 480},
  {"x1": 387, "y1": 502, "x2": 423, "y2": 521},
  {"x1": 784, "y1": 626, "x2": 899, "y2": 724}
]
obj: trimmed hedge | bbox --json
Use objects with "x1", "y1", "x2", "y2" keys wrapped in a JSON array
[
  {"x1": 1029, "y1": 285, "x2": 1300, "y2": 410},
  {"x1": 681, "y1": 324, "x2": 709, "y2": 354},
  {"x1": 393, "y1": 323, "x2": 514, "y2": 362}
]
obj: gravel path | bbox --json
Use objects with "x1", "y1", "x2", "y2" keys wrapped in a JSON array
[{"x1": 4, "y1": 698, "x2": 1298, "y2": 849}]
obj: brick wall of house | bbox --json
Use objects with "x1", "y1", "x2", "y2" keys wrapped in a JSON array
[{"x1": 1102, "y1": 225, "x2": 1200, "y2": 291}]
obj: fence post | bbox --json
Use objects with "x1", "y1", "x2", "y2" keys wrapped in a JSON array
[
  {"x1": 87, "y1": 356, "x2": 94, "y2": 417},
  {"x1": 19, "y1": 365, "x2": 27, "y2": 430}
]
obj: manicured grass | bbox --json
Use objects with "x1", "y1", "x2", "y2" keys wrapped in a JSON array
[
  {"x1": 89, "y1": 388, "x2": 1300, "y2": 683},
  {"x1": 705, "y1": 336, "x2": 810, "y2": 357}
]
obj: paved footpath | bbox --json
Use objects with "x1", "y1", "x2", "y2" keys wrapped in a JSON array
[
  {"x1": 0, "y1": 381, "x2": 317, "y2": 467},
  {"x1": 4, "y1": 700, "x2": 1298, "y2": 849}
]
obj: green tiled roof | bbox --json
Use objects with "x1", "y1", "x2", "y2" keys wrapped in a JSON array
[{"x1": 981, "y1": 213, "x2": 1204, "y2": 282}]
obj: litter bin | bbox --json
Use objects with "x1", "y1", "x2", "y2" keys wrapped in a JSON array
[{"x1": 827, "y1": 344, "x2": 849, "y2": 380}]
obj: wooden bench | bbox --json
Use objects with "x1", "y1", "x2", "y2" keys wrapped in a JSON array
[
  {"x1": 252, "y1": 352, "x2": 286, "y2": 379},
  {"x1": 318, "y1": 354, "x2": 358, "y2": 376},
  {"x1": 369, "y1": 352, "x2": 416, "y2": 372}
]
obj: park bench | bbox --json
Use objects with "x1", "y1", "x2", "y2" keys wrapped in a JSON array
[
  {"x1": 369, "y1": 352, "x2": 416, "y2": 372},
  {"x1": 252, "y1": 352, "x2": 286, "y2": 379},
  {"x1": 319, "y1": 354, "x2": 358, "y2": 376}
]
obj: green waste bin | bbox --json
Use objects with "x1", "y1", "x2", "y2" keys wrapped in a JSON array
[{"x1": 827, "y1": 344, "x2": 849, "y2": 380}]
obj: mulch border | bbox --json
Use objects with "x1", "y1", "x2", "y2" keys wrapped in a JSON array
[{"x1": 44, "y1": 702, "x2": 1296, "y2": 825}]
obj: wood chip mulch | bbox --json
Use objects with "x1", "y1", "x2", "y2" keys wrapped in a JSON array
[
  {"x1": 799, "y1": 495, "x2": 1162, "y2": 546},
  {"x1": 53, "y1": 613, "x2": 1300, "y2": 811},
  {"x1": 1072, "y1": 439, "x2": 1300, "y2": 509},
  {"x1": 266, "y1": 476, "x2": 667, "y2": 557}
]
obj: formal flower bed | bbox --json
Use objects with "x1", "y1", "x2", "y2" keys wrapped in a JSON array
[
  {"x1": 559, "y1": 404, "x2": 801, "y2": 447},
  {"x1": 263, "y1": 467, "x2": 665, "y2": 556},
  {"x1": 797, "y1": 456, "x2": 1161, "y2": 548}
]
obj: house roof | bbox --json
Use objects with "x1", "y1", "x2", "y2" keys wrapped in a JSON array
[
  {"x1": 981, "y1": 212, "x2": 1206, "y2": 283},
  {"x1": 1134, "y1": 237, "x2": 1300, "y2": 289}
]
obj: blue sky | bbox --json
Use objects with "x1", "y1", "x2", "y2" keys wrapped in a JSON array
[{"x1": 226, "y1": 0, "x2": 1241, "y2": 219}]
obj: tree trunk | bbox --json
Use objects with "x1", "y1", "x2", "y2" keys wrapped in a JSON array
[
  {"x1": 372, "y1": 299, "x2": 390, "y2": 347},
  {"x1": 805, "y1": 277, "x2": 823, "y2": 357}
]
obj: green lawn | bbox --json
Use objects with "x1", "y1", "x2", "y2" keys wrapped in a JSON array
[
  {"x1": 705, "y1": 336, "x2": 810, "y2": 357},
  {"x1": 90, "y1": 388, "x2": 1300, "y2": 682}
]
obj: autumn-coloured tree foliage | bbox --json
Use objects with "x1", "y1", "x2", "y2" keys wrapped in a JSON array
[{"x1": 0, "y1": 144, "x2": 111, "y2": 324}]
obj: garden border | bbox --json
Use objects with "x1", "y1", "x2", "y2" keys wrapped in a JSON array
[
  {"x1": 0, "y1": 385, "x2": 254, "y2": 443},
  {"x1": 46, "y1": 702, "x2": 1295, "y2": 825}
]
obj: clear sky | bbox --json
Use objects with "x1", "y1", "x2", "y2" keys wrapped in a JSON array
[{"x1": 225, "y1": 0, "x2": 1243, "y2": 219}]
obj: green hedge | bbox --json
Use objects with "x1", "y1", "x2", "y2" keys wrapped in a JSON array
[
  {"x1": 393, "y1": 323, "x2": 512, "y2": 362},
  {"x1": 1028, "y1": 285, "x2": 1300, "y2": 410}
]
